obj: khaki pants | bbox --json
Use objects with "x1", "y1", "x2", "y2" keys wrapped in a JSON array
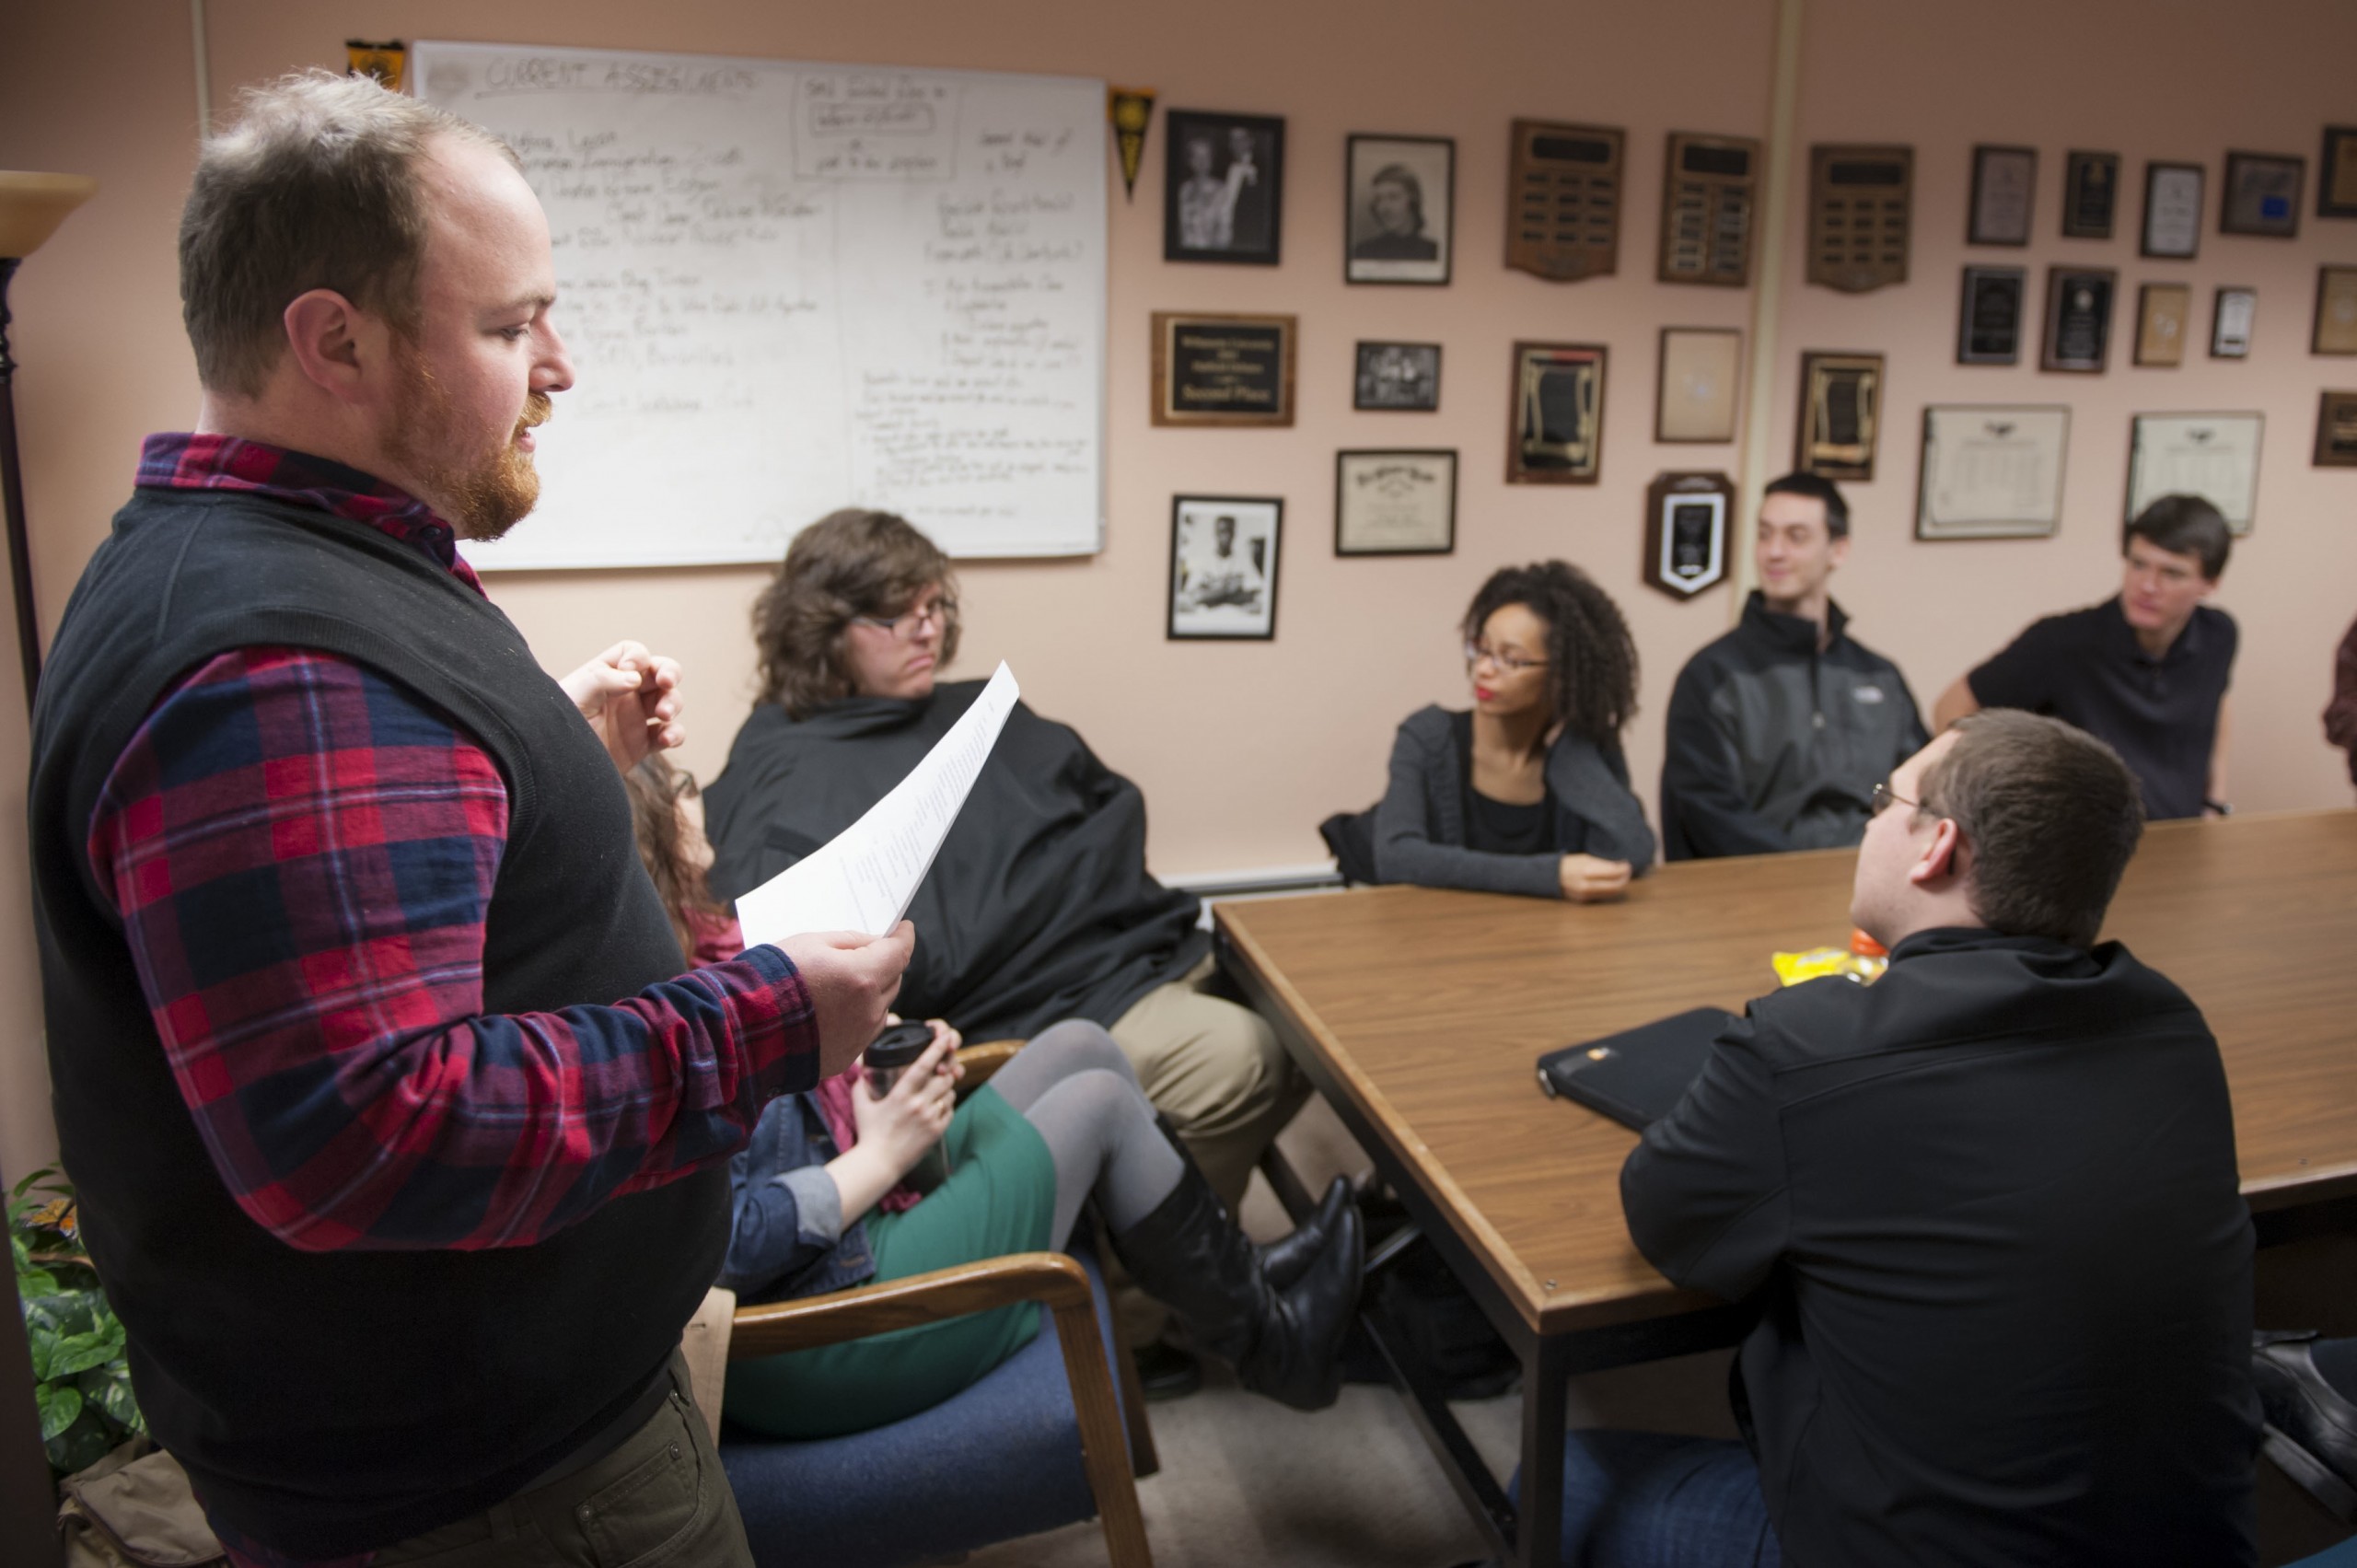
[
  {"x1": 373, "y1": 1352, "x2": 751, "y2": 1567},
  {"x1": 1109, "y1": 955, "x2": 1306, "y2": 1215}
]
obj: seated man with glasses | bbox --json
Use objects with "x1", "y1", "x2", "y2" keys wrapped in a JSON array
[
  {"x1": 703, "y1": 510, "x2": 1321, "y2": 1366},
  {"x1": 1548, "y1": 710, "x2": 2258, "y2": 1566},
  {"x1": 1323, "y1": 561, "x2": 1654, "y2": 897},
  {"x1": 1661, "y1": 472, "x2": 1928, "y2": 860}
]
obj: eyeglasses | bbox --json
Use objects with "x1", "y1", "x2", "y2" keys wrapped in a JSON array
[
  {"x1": 1869, "y1": 780, "x2": 1920, "y2": 816},
  {"x1": 852, "y1": 596, "x2": 957, "y2": 640},
  {"x1": 1464, "y1": 640, "x2": 1547, "y2": 675}
]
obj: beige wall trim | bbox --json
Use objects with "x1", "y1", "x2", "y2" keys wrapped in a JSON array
[{"x1": 1732, "y1": 0, "x2": 1805, "y2": 615}]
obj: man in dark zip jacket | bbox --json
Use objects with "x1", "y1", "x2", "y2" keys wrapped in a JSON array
[
  {"x1": 1661, "y1": 473, "x2": 1927, "y2": 859},
  {"x1": 1558, "y1": 712, "x2": 2259, "y2": 1566}
]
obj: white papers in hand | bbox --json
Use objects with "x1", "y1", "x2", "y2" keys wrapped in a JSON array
[{"x1": 733, "y1": 662, "x2": 1020, "y2": 946}]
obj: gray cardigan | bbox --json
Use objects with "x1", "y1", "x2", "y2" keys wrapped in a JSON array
[{"x1": 1372, "y1": 705, "x2": 1656, "y2": 898}]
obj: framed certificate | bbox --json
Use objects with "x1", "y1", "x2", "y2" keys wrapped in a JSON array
[
  {"x1": 1150, "y1": 312, "x2": 1296, "y2": 426},
  {"x1": 2141, "y1": 162, "x2": 2204, "y2": 260},
  {"x1": 2222, "y1": 151, "x2": 2305, "y2": 238},
  {"x1": 1507, "y1": 342, "x2": 1608, "y2": 483},
  {"x1": 1334, "y1": 449, "x2": 1457, "y2": 555},
  {"x1": 1916, "y1": 405, "x2": 2070, "y2": 540},
  {"x1": 1968, "y1": 145, "x2": 2036, "y2": 247},
  {"x1": 2212, "y1": 287, "x2": 2257, "y2": 358},
  {"x1": 2317, "y1": 391, "x2": 2357, "y2": 468},
  {"x1": 2126, "y1": 412, "x2": 2263, "y2": 535},
  {"x1": 2134, "y1": 284, "x2": 2192, "y2": 367},
  {"x1": 2315, "y1": 266, "x2": 2357, "y2": 354},
  {"x1": 1795, "y1": 351, "x2": 1883, "y2": 481},
  {"x1": 2040, "y1": 267, "x2": 2117, "y2": 373},
  {"x1": 1655, "y1": 327, "x2": 1742, "y2": 442},
  {"x1": 1957, "y1": 265, "x2": 2026, "y2": 364},
  {"x1": 2323, "y1": 127, "x2": 2357, "y2": 220},
  {"x1": 2061, "y1": 150, "x2": 2120, "y2": 239}
]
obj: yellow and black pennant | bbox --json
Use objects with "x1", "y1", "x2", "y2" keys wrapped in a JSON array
[
  {"x1": 1109, "y1": 87, "x2": 1155, "y2": 203},
  {"x1": 346, "y1": 40, "x2": 408, "y2": 93}
]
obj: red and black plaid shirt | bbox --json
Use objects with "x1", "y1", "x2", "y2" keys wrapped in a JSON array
[{"x1": 97, "y1": 436, "x2": 819, "y2": 1568}]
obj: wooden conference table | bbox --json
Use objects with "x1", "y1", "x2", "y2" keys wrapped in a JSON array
[{"x1": 1214, "y1": 810, "x2": 2357, "y2": 1568}]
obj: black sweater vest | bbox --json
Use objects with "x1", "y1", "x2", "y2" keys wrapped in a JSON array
[{"x1": 29, "y1": 489, "x2": 721, "y2": 1555}]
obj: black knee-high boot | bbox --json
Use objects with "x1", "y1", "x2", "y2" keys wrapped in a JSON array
[
  {"x1": 1110, "y1": 1140, "x2": 1363, "y2": 1411},
  {"x1": 1148, "y1": 1110, "x2": 1354, "y2": 1290}
]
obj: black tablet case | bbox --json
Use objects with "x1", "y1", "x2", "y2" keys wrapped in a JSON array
[{"x1": 1536, "y1": 1006, "x2": 1736, "y2": 1130}]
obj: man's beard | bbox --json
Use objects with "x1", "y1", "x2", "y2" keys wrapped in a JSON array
[{"x1": 385, "y1": 341, "x2": 551, "y2": 541}]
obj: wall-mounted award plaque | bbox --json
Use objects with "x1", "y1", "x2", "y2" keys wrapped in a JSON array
[
  {"x1": 2316, "y1": 391, "x2": 2357, "y2": 468},
  {"x1": 2222, "y1": 151, "x2": 2305, "y2": 238},
  {"x1": 1150, "y1": 311, "x2": 1296, "y2": 426},
  {"x1": 2126, "y1": 412, "x2": 2262, "y2": 535},
  {"x1": 1643, "y1": 470, "x2": 1735, "y2": 599},
  {"x1": 2314, "y1": 265, "x2": 2357, "y2": 354},
  {"x1": 2322, "y1": 127, "x2": 2357, "y2": 220},
  {"x1": 1795, "y1": 352, "x2": 1883, "y2": 481},
  {"x1": 1957, "y1": 265, "x2": 2027, "y2": 365},
  {"x1": 1506, "y1": 121, "x2": 1624, "y2": 282},
  {"x1": 2211, "y1": 287, "x2": 2257, "y2": 358},
  {"x1": 1658, "y1": 132, "x2": 1759, "y2": 286},
  {"x1": 1507, "y1": 341, "x2": 1608, "y2": 483},
  {"x1": 1968, "y1": 145, "x2": 2037, "y2": 247},
  {"x1": 1916, "y1": 405, "x2": 2070, "y2": 540},
  {"x1": 1807, "y1": 145, "x2": 1911, "y2": 293},
  {"x1": 2061, "y1": 150, "x2": 2121, "y2": 238},
  {"x1": 2141, "y1": 162, "x2": 2204, "y2": 259},
  {"x1": 2040, "y1": 267, "x2": 2118, "y2": 373}
]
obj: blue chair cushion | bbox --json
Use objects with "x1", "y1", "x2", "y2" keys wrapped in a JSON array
[
  {"x1": 720, "y1": 1249, "x2": 1133, "y2": 1568},
  {"x1": 2285, "y1": 1538, "x2": 2357, "y2": 1567}
]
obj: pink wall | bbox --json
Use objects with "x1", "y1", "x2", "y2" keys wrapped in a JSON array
[{"x1": 5, "y1": 0, "x2": 2355, "y2": 1174}]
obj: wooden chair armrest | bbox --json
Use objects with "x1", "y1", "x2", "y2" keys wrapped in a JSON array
[
  {"x1": 728, "y1": 1250, "x2": 1090, "y2": 1359},
  {"x1": 954, "y1": 1039, "x2": 1024, "y2": 1096}
]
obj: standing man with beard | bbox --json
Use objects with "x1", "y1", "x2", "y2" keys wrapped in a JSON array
[{"x1": 29, "y1": 73, "x2": 910, "y2": 1568}]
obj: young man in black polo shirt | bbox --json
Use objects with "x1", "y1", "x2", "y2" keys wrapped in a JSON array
[
  {"x1": 1553, "y1": 712, "x2": 2258, "y2": 1566},
  {"x1": 1935, "y1": 494, "x2": 2235, "y2": 819}
]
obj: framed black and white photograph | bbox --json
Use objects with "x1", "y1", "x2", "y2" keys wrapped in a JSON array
[
  {"x1": 2212, "y1": 286, "x2": 2257, "y2": 358},
  {"x1": 1168, "y1": 496, "x2": 1282, "y2": 639},
  {"x1": 2221, "y1": 151, "x2": 2305, "y2": 238},
  {"x1": 2040, "y1": 266, "x2": 2117, "y2": 373},
  {"x1": 2141, "y1": 162, "x2": 2204, "y2": 260},
  {"x1": 1916, "y1": 405, "x2": 2070, "y2": 540},
  {"x1": 1344, "y1": 134, "x2": 1453, "y2": 285},
  {"x1": 1353, "y1": 341, "x2": 1442, "y2": 411},
  {"x1": 1957, "y1": 265, "x2": 2027, "y2": 365},
  {"x1": 1164, "y1": 110, "x2": 1284, "y2": 265},
  {"x1": 1335, "y1": 449, "x2": 1457, "y2": 555},
  {"x1": 2127, "y1": 412, "x2": 2263, "y2": 535},
  {"x1": 1968, "y1": 145, "x2": 2037, "y2": 247}
]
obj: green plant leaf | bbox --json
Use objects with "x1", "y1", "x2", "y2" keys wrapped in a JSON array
[
  {"x1": 90, "y1": 1371, "x2": 142, "y2": 1433},
  {"x1": 34, "y1": 1383, "x2": 81, "y2": 1441},
  {"x1": 49, "y1": 1330, "x2": 113, "y2": 1378},
  {"x1": 16, "y1": 1265, "x2": 57, "y2": 1299},
  {"x1": 46, "y1": 1408, "x2": 110, "y2": 1478}
]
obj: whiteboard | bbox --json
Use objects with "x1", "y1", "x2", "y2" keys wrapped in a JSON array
[{"x1": 412, "y1": 41, "x2": 1107, "y2": 568}]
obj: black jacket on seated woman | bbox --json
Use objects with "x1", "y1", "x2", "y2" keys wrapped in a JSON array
[{"x1": 1326, "y1": 561, "x2": 1655, "y2": 899}]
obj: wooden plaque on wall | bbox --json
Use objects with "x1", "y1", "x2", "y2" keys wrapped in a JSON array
[
  {"x1": 1658, "y1": 133, "x2": 1759, "y2": 287},
  {"x1": 1808, "y1": 145, "x2": 1912, "y2": 294},
  {"x1": 1506, "y1": 121, "x2": 1624, "y2": 282}
]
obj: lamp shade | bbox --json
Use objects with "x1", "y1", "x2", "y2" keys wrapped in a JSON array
[{"x1": 0, "y1": 172, "x2": 99, "y2": 260}]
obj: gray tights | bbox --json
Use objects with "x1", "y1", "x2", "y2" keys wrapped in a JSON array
[{"x1": 986, "y1": 1020, "x2": 1185, "y2": 1247}]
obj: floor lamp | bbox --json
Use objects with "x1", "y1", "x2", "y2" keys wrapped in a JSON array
[{"x1": 0, "y1": 172, "x2": 98, "y2": 713}]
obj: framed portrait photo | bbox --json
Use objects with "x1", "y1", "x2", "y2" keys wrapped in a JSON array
[
  {"x1": 1916, "y1": 405, "x2": 2070, "y2": 540},
  {"x1": 1164, "y1": 110, "x2": 1284, "y2": 264},
  {"x1": 2322, "y1": 126, "x2": 2357, "y2": 220},
  {"x1": 2126, "y1": 412, "x2": 2263, "y2": 535},
  {"x1": 2221, "y1": 151, "x2": 2305, "y2": 238},
  {"x1": 1168, "y1": 496, "x2": 1282, "y2": 639},
  {"x1": 1335, "y1": 449, "x2": 1457, "y2": 556},
  {"x1": 2141, "y1": 162, "x2": 2204, "y2": 260},
  {"x1": 1353, "y1": 341, "x2": 1441, "y2": 411},
  {"x1": 2211, "y1": 286, "x2": 2257, "y2": 358},
  {"x1": 2134, "y1": 283, "x2": 2192, "y2": 367},
  {"x1": 2040, "y1": 266, "x2": 2118, "y2": 373},
  {"x1": 1507, "y1": 342, "x2": 1608, "y2": 484},
  {"x1": 1345, "y1": 134, "x2": 1452, "y2": 285},
  {"x1": 1655, "y1": 327, "x2": 1742, "y2": 443},
  {"x1": 1957, "y1": 265, "x2": 2027, "y2": 365},
  {"x1": 2314, "y1": 266, "x2": 2357, "y2": 354},
  {"x1": 1968, "y1": 145, "x2": 2037, "y2": 247}
]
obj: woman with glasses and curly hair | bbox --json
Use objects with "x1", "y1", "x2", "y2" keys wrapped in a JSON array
[{"x1": 1331, "y1": 561, "x2": 1654, "y2": 900}]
